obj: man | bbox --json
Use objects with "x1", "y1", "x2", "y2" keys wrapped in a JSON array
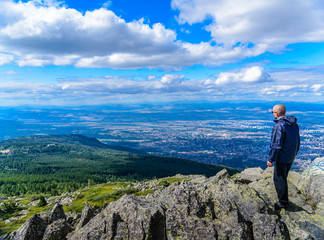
[{"x1": 267, "y1": 104, "x2": 300, "y2": 210}]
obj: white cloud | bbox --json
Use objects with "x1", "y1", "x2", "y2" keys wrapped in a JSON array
[
  {"x1": 0, "y1": 52, "x2": 14, "y2": 65},
  {"x1": 215, "y1": 66, "x2": 272, "y2": 85},
  {"x1": 261, "y1": 85, "x2": 310, "y2": 96},
  {"x1": 148, "y1": 76, "x2": 156, "y2": 81},
  {"x1": 172, "y1": 0, "x2": 324, "y2": 51},
  {"x1": 161, "y1": 74, "x2": 184, "y2": 84},
  {"x1": 1, "y1": 0, "x2": 319, "y2": 68},
  {"x1": 0, "y1": 67, "x2": 324, "y2": 105},
  {"x1": 312, "y1": 84, "x2": 324, "y2": 92},
  {"x1": 0, "y1": 1, "x2": 179, "y2": 68},
  {"x1": 59, "y1": 74, "x2": 198, "y2": 94},
  {"x1": 0, "y1": 81, "x2": 55, "y2": 92}
]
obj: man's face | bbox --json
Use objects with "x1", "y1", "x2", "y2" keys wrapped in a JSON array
[{"x1": 272, "y1": 107, "x2": 278, "y2": 119}]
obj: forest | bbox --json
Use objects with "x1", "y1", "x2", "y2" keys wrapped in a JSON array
[{"x1": 0, "y1": 134, "x2": 239, "y2": 196}]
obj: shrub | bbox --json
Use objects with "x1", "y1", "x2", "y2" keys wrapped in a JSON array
[
  {"x1": 37, "y1": 196, "x2": 47, "y2": 207},
  {"x1": 157, "y1": 180, "x2": 170, "y2": 187},
  {"x1": 0, "y1": 200, "x2": 18, "y2": 214}
]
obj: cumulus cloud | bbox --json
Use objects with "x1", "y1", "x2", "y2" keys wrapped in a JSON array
[
  {"x1": 1, "y1": 0, "x2": 318, "y2": 68},
  {"x1": 172, "y1": 0, "x2": 324, "y2": 51},
  {"x1": 161, "y1": 74, "x2": 184, "y2": 84},
  {"x1": 214, "y1": 66, "x2": 272, "y2": 85},
  {"x1": 311, "y1": 84, "x2": 324, "y2": 92},
  {"x1": 0, "y1": 0, "x2": 179, "y2": 68},
  {"x1": 74, "y1": 42, "x2": 266, "y2": 68},
  {"x1": 1, "y1": 67, "x2": 324, "y2": 105}
]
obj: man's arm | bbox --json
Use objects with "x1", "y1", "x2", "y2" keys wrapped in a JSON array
[
  {"x1": 268, "y1": 124, "x2": 285, "y2": 164},
  {"x1": 296, "y1": 125, "x2": 300, "y2": 155}
]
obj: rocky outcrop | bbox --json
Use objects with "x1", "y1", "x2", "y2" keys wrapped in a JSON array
[
  {"x1": 296, "y1": 157, "x2": 324, "y2": 216},
  {"x1": 42, "y1": 203, "x2": 66, "y2": 224},
  {"x1": 7, "y1": 214, "x2": 47, "y2": 240},
  {"x1": 76, "y1": 202, "x2": 95, "y2": 229},
  {"x1": 68, "y1": 159, "x2": 323, "y2": 240},
  {"x1": 235, "y1": 167, "x2": 263, "y2": 183},
  {"x1": 42, "y1": 219, "x2": 73, "y2": 240},
  {"x1": 70, "y1": 195, "x2": 167, "y2": 239},
  {"x1": 4, "y1": 157, "x2": 324, "y2": 240},
  {"x1": 7, "y1": 204, "x2": 71, "y2": 240}
]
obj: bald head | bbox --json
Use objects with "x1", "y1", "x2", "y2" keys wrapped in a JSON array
[{"x1": 273, "y1": 104, "x2": 286, "y2": 117}]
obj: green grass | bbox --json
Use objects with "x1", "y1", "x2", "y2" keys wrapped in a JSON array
[
  {"x1": 231, "y1": 173, "x2": 239, "y2": 179},
  {"x1": 135, "y1": 190, "x2": 155, "y2": 196},
  {"x1": 161, "y1": 176, "x2": 189, "y2": 183},
  {"x1": 63, "y1": 182, "x2": 139, "y2": 213},
  {"x1": 157, "y1": 180, "x2": 170, "y2": 187}
]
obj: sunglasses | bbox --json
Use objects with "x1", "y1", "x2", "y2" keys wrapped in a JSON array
[{"x1": 271, "y1": 111, "x2": 278, "y2": 114}]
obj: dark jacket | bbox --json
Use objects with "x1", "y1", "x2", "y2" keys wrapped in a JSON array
[{"x1": 268, "y1": 115, "x2": 300, "y2": 164}]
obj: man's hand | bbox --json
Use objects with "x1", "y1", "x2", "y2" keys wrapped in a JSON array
[{"x1": 267, "y1": 161, "x2": 273, "y2": 167}]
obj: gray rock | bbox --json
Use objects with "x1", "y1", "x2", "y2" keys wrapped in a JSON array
[
  {"x1": 41, "y1": 203, "x2": 66, "y2": 224},
  {"x1": 286, "y1": 181, "x2": 307, "y2": 208},
  {"x1": 316, "y1": 202, "x2": 324, "y2": 216},
  {"x1": 262, "y1": 166, "x2": 274, "y2": 178},
  {"x1": 8, "y1": 214, "x2": 47, "y2": 240},
  {"x1": 281, "y1": 211, "x2": 323, "y2": 240},
  {"x1": 297, "y1": 157, "x2": 324, "y2": 215},
  {"x1": 4, "y1": 219, "x2": 12, "y2": 224},
  {"x1": 287, "y1": 170, "x2": 302, "y2": 186},
  {"x1": 18, "y1": 210, "x2": 29, "y2": 216},
  {"x1": 204, "y1": 168, "x2": 230, "y2": 185},
  {"x1": 235, "y1": 167, "x2": 264, "y2": 184},
  {"x1": 252, "y1": 213, "x2": 289, "y2": 240},
  {"x1": 27, "y1": 199, "x2": 40, "y2": 207},
  {"x1": 213, "y1": 210, "x2": 251, "y2": 240},
  {"x1": 188, "y1": 175, "x2": 207, "y2": 184},
  {"x1": 42, "y1": 219, "x2": 73, "y2": 240},
  {"x1": 0, "y1": 234, "x2": 10, "y2": 240},
  {"x1": 69, "y1": 195, "x2": 166, "y2": 240},
  {"x1": 70, "y1": 213, "x2": 81, "y2": 229},
  {"x1": 55, "y1": 197, "x2": 75, "y2": 205},
  {"x1": 65, "y1": 212, "x2": 79, "y2": 226},
  {"x1": 76, "y1": 202, "x2": 95, "y2": 229}
]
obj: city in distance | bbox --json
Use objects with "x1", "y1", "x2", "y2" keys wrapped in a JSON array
[{"x1": 1, "y1": 101, "x2": 323, "y2": 171}]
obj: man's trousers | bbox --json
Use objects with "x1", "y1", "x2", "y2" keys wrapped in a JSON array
[{"x1": 273, "y1": 162, "x2": 293, "y2": 205}]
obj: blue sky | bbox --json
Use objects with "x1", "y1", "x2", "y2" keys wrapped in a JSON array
[{"x1": 0, "y1": 0, "x2": 324, "y2": 106}]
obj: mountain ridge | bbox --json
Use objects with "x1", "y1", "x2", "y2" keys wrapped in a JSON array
[{"x1": 0, "y1": 134, "x2": 145, "y2": 154}]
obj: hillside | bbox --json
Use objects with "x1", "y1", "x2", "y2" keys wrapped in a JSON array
[
  {"x1": 1, "y1": 157, "x2": 323, "y2": 239},
  {"x1": 0, "y1": 134, "x2": 239, "y2": 196},
  {"x1": 0, "y1": 134, "x2": 145, "y2": 154}
]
